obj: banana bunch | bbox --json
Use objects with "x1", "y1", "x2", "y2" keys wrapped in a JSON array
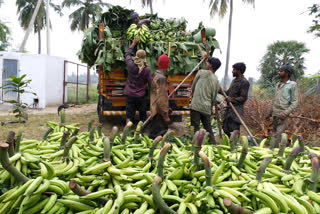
[
  {"x1": 1, "y1": 110, "x2": 320, "y2": 213},
  {"x1": 127, "y1": 24, "x2": 150, "y2": 44}
]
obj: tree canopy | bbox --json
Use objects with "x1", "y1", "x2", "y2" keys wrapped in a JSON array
[
  {"x1": 258, "y1": 40, "x2": 309, "y2": 90},
  {"x1": 308, "y1": 3, "x2": 320, "y2": 38}
]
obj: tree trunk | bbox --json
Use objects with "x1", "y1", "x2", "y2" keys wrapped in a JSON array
[
  {"x1": 150, "y1": 0, "x2": 153, "y2": 14},
  {"x1": 38, "y1": 30, "x2": 41, "y2": 54},
  {"x1": 223, "y1": 0, "x2": 233, "y2": 90},
  {"x1": 19, "y1": 0, "x2": 43, "y2": 52}
]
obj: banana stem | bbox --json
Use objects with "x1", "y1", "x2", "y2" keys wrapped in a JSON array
[
  {"x1": 121, "y1": 121, "x2": 133, "y2": 144},
  {"x1": 238, "y1": 136, "x2": 249, "y2": 169},
  {"x1": 89, "y1": 128, "x2": 95, "y2": 143},
  {"x1": 71, "y1": 127, "x2": 80, "y2": 137},
  {"x1": 88, "y1": 120, "x2": 94, "y2": 132},
  {"x1": 160, "y1": 130, "x2": 175, "y2": 148},
  {"x1": 224, "y1": 197, "x2": 253, "y2": 214},
  {"x1": 230, "y1": 130, "x2": 240, "y2": 152},
  {"x1": 298, "y1": 135, "x2": 304, "y2": 152},
  {"x1": 191, "y1": 131, "x2": 200, "y2": 153},
  {"x1": 134, "y1": 121, "x2": 143, "y2": 143},
  {"x1": 0, "y1": 143, "x2": 29, "y2": 183},
  {"x1": 269, "y1": 136, "x2": 275, "y2": 150},
  {"x1": 60, "y1": 108, "x2": 65, "y2": 125},
  {"x1": 60, "y1": 131, "x2": 70, "y2": 149},
  {"x1": 152, "y1": 176, "x2": 176, "y2": 214},
  {"x1": 194, "y1": 129, "x2": 206, "y2": 170},
  {"x1": 199, "y1": 151, "x2": 212, "y2": 187},
  {"x1": 15, "y1": 131, "x2": 22, "y2": 153},
  {"x1": 110, "y1": 126, "x2": 119, "y2": 146},
  {"x1": 278, "y1": 133, "x2": 288, "y2": 157},
  {"x1": 284, "y1": 146, "x2": 303, "y2": 171},
  {"x1": 6, "y1": 131, "x2": 15, "y2": 157},
  {"x1": 103, "y1": 136, "x2": 111, "y2": 162},
  {"x1": 63, "y1": 136, "x2": 78, "y2": 159},
  {"x1": 309, "y1": 153, "x2": 319, "y2": 192},
  {"x1": 42, "y1": 127, "x2": 54, "y2": 141},
  {"x1": 148, "y1": 136, "x2": 163, "y2": 161},
  {"x1": 256, "y1": 157, "x2": 272, "y2": 182},
  {"x1": 97, "y1": 123, "x2": 103, "y2": 137},
  {"x1": 157, "y1": 143, "x2": 172, "y2": 179},
  {"x1": 69, "y1": 180, "x2": 108, "y2": 205}
]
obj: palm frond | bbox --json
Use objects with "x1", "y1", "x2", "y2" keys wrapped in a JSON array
[{"x1": 62, "y1": 0, "x2": 83, "y2": 8}]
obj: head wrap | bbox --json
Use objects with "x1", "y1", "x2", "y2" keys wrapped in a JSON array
[
  {"x1": 158, "y1": 54, "x2": 170, "y2": 69},
  {"x1": 130, "y1": 12, "x2": 139, "y2": 19},
  {"x1": 280, "y1": 64, "x2": 294, "y2": 74},
  {"x1": 134, "y1": 49, "x2": 146, "y2": 73}
]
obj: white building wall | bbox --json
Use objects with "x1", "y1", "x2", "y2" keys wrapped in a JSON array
[{"x1": 0, "y1": 52, "x2": 65, "y2": 108}]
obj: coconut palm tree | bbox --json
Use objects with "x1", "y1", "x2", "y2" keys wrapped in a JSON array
[
  {"x1": 16, "y1": 0, "x2": 62, "y2": 54},
  {"x1": 141, "y1": 0, "x2": 154, "y2": 14},
  {"x1": 61, "y1": 0, "x2": 111, "y2": 31},
  {"x1": 208, "y1": 0, "x2": 255, "y2": 89}
]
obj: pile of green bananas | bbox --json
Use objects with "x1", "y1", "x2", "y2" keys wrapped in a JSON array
[
  {"x1": 127, "y1": 24, "x2": 151, "y2": 45},
  {"x1": 1, "y1": 111, "x2": 320, "y2": 213}
]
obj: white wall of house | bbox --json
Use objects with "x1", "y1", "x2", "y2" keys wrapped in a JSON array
[{"x1": 0, "y1": 52, "x2": 65, "y2": 108}]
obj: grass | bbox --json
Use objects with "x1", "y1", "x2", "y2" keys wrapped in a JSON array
[
  {"x1": 0, "y1": 111, "x2": 125, "y2": 141},
  {"x1": 67, "y1": 84, "x2": 98, "y2": 104}
]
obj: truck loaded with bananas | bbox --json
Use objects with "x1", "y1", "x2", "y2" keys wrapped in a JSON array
[
  {"x1": 1, "y1": 109, "x2": 320, "y2": 213},
  {"x1": 78, "y1": 5, "x2": 220, "y2": 76}
]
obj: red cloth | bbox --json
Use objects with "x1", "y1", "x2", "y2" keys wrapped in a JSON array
[{"x1": 158, "y1": 54, "x2": 170, "y2": 69}]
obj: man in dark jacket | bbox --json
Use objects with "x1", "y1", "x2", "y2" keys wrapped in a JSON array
[
  {"x1": 124, "y1": 37, "x2": 152, "y2": 123},
  {"x1": 222, "y1": 62, "x2": 250, "y2": 137}
]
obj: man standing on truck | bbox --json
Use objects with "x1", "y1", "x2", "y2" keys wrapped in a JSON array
[
  {"x1": 124, "y1": 37, "x2": 152, "y2": 123},
  {"x1": 148, "y1": 54, "x2": 171, "y2": 139},
  {"x1": 222, "y1": 62, "x2": 250, "y2": 138},
  {"x1": 266, "y1": 64, "x2": 299, "y2": 147},
  {"x1": 130, "y1": 12, "x2": 151, "y2": 27},
  {"x1": 190, "y1": 57, "x2": 221, "y2": 145}
]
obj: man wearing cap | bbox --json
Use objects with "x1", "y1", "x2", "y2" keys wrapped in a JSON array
[
  {"x1": 130, "y1": 12, "x2": 151, "y2": 28},
  {"x1": 124, "y1": 37, "x2": 152, "y2": 123},
  {"x1": 190, "y1": 57, "x2": 221, "y2": 144},
  {"x1": 266, "y1": 64, "x2": 299, "y2": 147},
  {"x1": 148, "y1": 54, "x2": 171, "y2": 139},
  {"x1": 222, "y1": 62, "x2": 250, "y2": 138}
]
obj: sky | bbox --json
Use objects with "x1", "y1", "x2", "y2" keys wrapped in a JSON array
[{"x1": 1, "y1": 0, "x2": 320, "y2": 81}]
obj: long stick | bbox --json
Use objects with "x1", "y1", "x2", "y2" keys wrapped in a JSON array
[
  {"x1": 141, "y1": 58, "x2": 206, "y2": 130},
  {"x1": 215, "y1": 103, "x2": 223, "y2": 139},
  {"x1": 219, "y1": 86, "x2": 259, "y2": 146}
]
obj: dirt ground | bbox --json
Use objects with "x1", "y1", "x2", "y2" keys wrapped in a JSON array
[{"x1": 0, "y1": 104, "x2": 188, "y2": 141}]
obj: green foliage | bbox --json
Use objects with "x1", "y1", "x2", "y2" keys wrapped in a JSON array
[
  {"x1": 0, "y1": 21, "x2": 10, "y2": 51},
  {"x1": 208, "y1": 0, "x2": 255, "y2": 18},
  {"x1": 61, "y1": 0, "x2": 111, "y2": 31},
  {"x1": 0, "y1": 75, "x2": 36, "y2": 122},
  {"x1": 308, "y1": 3, "x2": 320, "y2": 38},
  {"x1": 258, "y1": 40, "x2": 309, "y2": 91}
]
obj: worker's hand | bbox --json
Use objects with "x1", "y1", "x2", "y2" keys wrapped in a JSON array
[
  {"x1": 225, "y1": 96, "x2": 232, "y2": 103},
  {"x1": 169, "y1": 108, "x2": 173, "y2": 115},
  {"x1": 280, "y1": 113, "x2": 287, "y2": 120},
  {"x1": 132, "y1": 37, "x2": 140, "y2": 46},
  {"x1": 201, "y1": 53, "x2": 208, "y2": 60}
]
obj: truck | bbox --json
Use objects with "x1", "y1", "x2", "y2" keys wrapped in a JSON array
[{"x1": 77, "y1": 6, "x2": 219, "y2": 122}]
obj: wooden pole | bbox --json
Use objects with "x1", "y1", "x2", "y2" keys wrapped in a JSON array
[{"x1": 219, "y1": 86, "x2": 259, "y2": 146}]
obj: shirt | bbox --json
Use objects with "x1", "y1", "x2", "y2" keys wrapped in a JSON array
[
  {"x1": 150, "y1": 70, "x2": 169, "y2": 119},
  {"x1": 224, "y1": 77, "x2": 250, "y2": 120},
  {"x1": 190, "y1": 69, "x2": 219, "y2": 115},
  {"x1": 123, "y1": 45, "x2": 152, "y2": 97},
  {"x1": 270, "y1": 80, "x2": 299, "y2": 117}
]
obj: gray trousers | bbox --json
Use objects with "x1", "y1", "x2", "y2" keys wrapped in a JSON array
[{"x1": 272, "y1": 116, "x2": 288, "y2": 148}]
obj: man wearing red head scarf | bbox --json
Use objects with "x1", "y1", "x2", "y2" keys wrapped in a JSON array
[{"x1": 148, "y1": 54, "x2": 171, "y2": 139}]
